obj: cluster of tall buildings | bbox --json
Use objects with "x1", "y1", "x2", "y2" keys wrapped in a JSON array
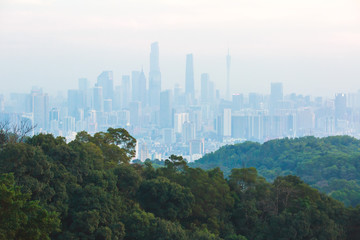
[{"x1": 1, "y1": 42, "x2": 360, "y2": 161}]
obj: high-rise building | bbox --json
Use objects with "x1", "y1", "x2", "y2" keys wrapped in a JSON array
[
  {"x1": 335, "y1": 93, "x2": 347, "y2": 130},
  {"x1": 67, "y1": 89, "x2": 84, "y2": 120},
  {"x1": 249, "y1": 93, "x2": 262, "y2": 109},
  {"x1": 131, "y1": 71, "x2": 141, "y2": 102},
  {"x1": 93, "y1": 85, "x2": 103, "y2": 112},
  {"x1": 232, "y1": 94, "x2": 244, "y2": 111},
  {"x1": 131, "y1": 70, "x2": 147, "y2": 107},
  {"x1": 78, "y1": 78, "x2": 90, "y2": 110},
  {"x1": 104, "y1": 99, "x2": 112, "y2": 113},
  {"x1": 49, "y1": 108, "x2": 60, "y2": 135},
  {"x1": 201, "y1": 73, "x2": 210, "y2": 104},
  {"x1": 138, "y1": 141, "x2": 149, "y2": 161},
  {"x1": 97, "y1": 71, "x2": 114, "y2": 101},
  {"x1": 160, "y1": 90, "x2": 172, "y2": 128},
  {"x1": 174, "y1": 113, "x2": 189, "y2": 133},
  {"x1": 113, "y1": 86, "x2": 121, "y2": 110},
  {"x1": 138, "y1": 70, "x2": 147, "y2": 107},
  {"x1": 63, "y1": 116, "x2": 76, "y2": 135},
  {"x1": 30, "y1": 88, "x2": 49, "y2": 132},
  {"x1": 185, "y1": 54, "x2": 194, "y2": 101},
  {"x1": 173, "y1": 84, "x2": 184, "y2": 106},
  {"x1": 49, "y1": 108, "x2": 60, "y2": 121},
  {"x1": 270, "y1": 82, "x2": 283, "y2": 112},
  {"x1": 223, "y1": 108, "x2": 232, "y2": 137},
  {"x1": 10, "y1": 93, "x2": 31, "y2": 113},
  {"x1": 121, "y1": 75, "x2": 131, "y2": 109},
  {"x1": 182, "y1": 121, "x2": 195, "y2": 143},
  {"x1": 149, "y1": 42, "x2": 161, "y2": 107},
  {"x1": 189, "y1": 139, "x2": 205, "y2": 155},
  {"x1": 118, "y1": 110, "x2": 130, "y2": 126},
  {"x1": 226, "y1": 50, "x2": 231, "y2": 101},
  {"x1": 208, "y1": 81, "x2": 215, "y2": 104},
  {"x1": 162, "y1": 128, "x2": 175, "y2": 145},
  {"x1": 129, "y1": 101, "x2": 141, "y2": 126}
]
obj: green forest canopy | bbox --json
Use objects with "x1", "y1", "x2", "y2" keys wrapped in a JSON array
[
  {"x1": 192, "y1": 135, "x2": 360, "y2": 206},
  {"x1": 1, "y1": 129, "x2": 360, "y2": 239}
]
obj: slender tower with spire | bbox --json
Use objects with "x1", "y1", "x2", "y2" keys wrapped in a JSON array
[
  {"x1": 226, "y1": 49, "x2": 231, "y2": 101},
  {"x1": 149, "y1": 42, "x2": 161, "y2": 107}
]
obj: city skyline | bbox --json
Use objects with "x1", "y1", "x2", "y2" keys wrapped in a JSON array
[{"x1": 1, "y1": 0, "x2": 359, "y2": 96}]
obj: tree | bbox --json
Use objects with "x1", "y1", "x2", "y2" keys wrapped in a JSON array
[
  {"x1": 0, "y1": 120, "x2": 36, "y2": 145},
  {"x1": 0, "y1": 173, "x2": 60, "y2": 240},
  {"x1": 137, "y1": 177, "x2": 194, "y2": 220}
]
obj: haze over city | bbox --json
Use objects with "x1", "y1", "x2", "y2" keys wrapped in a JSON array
[{"x1": 1, "y1": 0, "x2": 360, "y2": 96}]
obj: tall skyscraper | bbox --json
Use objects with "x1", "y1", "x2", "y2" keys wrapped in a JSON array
[
  {"x1": 223, "y1": 108, "x2": 232, "y2": 137},
  {"x1": 185, "y1": 54, "x2": 194, "y2": 101},
  {"x1": 97, "y1": 71, "x2": 114, "y2": 101},
  {"x1": 201, "y1": 73, "x2": 209, "y2": 104},
  {"x1": 160, "y1": 90, "x2": 172, "y2": 128},
  {"x1": 131, "y1": 71, "x2": 141, "y2": 102},
  {"x1": 335, "y1": 93, "x2": 347, "y2": 127},
  {"x1": 132, "y1": 70, "x2": 147, "y2": 107},
  {"x1": 67, "y1": 89, "x2": 83, "y2": 120},
  {"x1": 113, "y1": 86, "x2": 121, "y2": 110},
  {"x1": 30, "y1": 88, "x2": 49, "y2": 132},
  {"x1": 78, "y1": 78, "x2": 90, "y2": 109},
  {"x1": 93, "y1": 85, "x2": 103, "y2": 112},
  {"x1": 232, "y1": 94, "x2": 244, "y2": 111},
  {"x1": 138, "y1": 70, "x2": 147, "y2": 107},
  {"x1": 129, "y1": 101, "x2": 141, "y2": 126},
  {"x1": 121, "y1": 75, "x2": 131, "y2": 109},
  {"x1": 226, "y1": 50, "x2": 231, "y2": 101},
  {"x1": 149, "y1": 42, "x2": 161, "y2": 107}
]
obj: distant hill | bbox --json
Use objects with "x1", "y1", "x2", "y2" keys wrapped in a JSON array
[{"x1": 191, "y1": 136, "x2": 360, "y2": 206}]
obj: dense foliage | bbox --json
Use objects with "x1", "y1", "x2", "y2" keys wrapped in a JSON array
[
  {"x1": 192, "y1": 136, "x2": 360, "y2": 206},
  {"x1": 1, "y1": 129, "x2": 360, "y2": 239}
]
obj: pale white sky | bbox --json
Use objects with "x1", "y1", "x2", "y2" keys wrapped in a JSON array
[{"x1": 0, "y1": 0, "x2": 359, "y2": 97}]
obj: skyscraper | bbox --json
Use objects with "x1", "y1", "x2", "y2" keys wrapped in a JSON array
[
  {"x1": 131, "y1": 71, "x2": 141, "y2": 102},
  {"x1": 201, "y1": 73, "x2": 209, "y2": 104},
  {"x1": 132, "y1": 70, "x2": 147, "y2": 107},
  {"x1": 67, "y1": 89, "x2": 83, "y2": 120},
  {"x1": 121, "y1": 75, "x2": 131, "y2": 109},
  {"x1": 97, "y1": 71, "x2": 114, "y2": 101},
  {"x1": 129, "y1": 101, "x2": 141, "y2": 126},
  {"x1": 335, "y1": 93, "x2": 347, "y2": 127},
  {"x1": 270, "y1": 82, "x2": 283, "y2": 112},
  {"x1": 185, "y1": 54, "x2": 194, "y2": 101},
  {"x1": 160, "y1": 90, "x2": 172, "y2": 128},
  {"x1": 93, "y1": 85, "x2": 103, "y2": 112},
  {"x1": 78, "y1": 78, "x2": 90, "y2": 110},
  {"x1": 232, "y1": 94, "x2": 244, "y2": 111},
  {"x1": 226, "y1": 50, "x2": 231, "y2": 101},
  {"x1": 138, "y1": 69, "x2": 147, "y2": 107},
  {"x1": 30, "y1": 88, "x2": 49, "y2": 132},
  {"x1": 223, "y1": 108, "x2": 232, "y2": 137},
  {"x1": 149, "y1": 42, "x2": 161, "y2": 107}
]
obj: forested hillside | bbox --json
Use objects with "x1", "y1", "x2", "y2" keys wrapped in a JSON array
[
  {"x1": 192, "y1": 136, "x2": 360, "y2": 206},
  {"x1": 1, "y1": 129, "x2": 360, "y2": 239}
]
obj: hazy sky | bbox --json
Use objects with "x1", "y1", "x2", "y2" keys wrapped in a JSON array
[{"x1": 1, "y1": 0, "x2": 359, "y2": 97}]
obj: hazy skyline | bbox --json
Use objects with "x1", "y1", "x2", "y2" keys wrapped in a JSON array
[{"x1": 1, "y1": 0, "x2": 359, "y2": 96}]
